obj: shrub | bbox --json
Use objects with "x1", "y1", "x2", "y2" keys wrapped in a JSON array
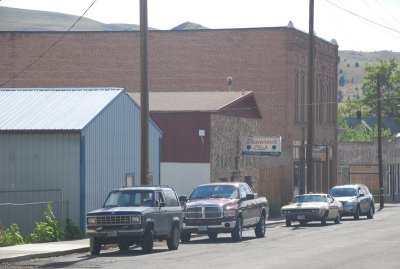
[
  {"x1": 64, "y1": 218, "x2": 83, "y2": 240},
  {"x1": 0, "y1": 223, "x2": 25, "y2": 247},
  {"x1": 28, "y1": 204, "x2": 63, "y2": 243}
]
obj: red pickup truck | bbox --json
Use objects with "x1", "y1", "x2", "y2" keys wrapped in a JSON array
[{"x1": 179, "y1": 182, "x2": 269, "y2": 242}]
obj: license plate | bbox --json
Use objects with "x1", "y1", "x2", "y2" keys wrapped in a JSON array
[
  {"x1": 198, "y1": 226, "x2": 208, "y2": 232},
  {"x1": 107, "y1": 231, "x2": 117, "y2": 237},
  {"x1": 297, "y1": 215, "x2": 305, "y2": 220}
]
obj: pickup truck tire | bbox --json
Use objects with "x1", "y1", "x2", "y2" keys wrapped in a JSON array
[
  {"x1": 167, "y1": 223, "x2": 180, "y2": 250},
  {"x1": 118, "y1": 243, "x2": 129, "y2": 251},
  {"x1": 208, "y1": 233, "x2": 218, "y2": 241},
  {"x1": 285, "y1": 219, "x2": 291, "y2": 227},
  {"x1": 180, "y1": 232, "x2": 191, "y2": 243},
  {"x1": 231, "y1": 216, "x2": 243, "y2": 241},
  {"x1": 321, "y1": 213, "x2": 327, "y2": 225},
  {"x1": 90, "y1": 238, "x2": 101, "y2": 256},
  {"x1": 255, "y1": 214, "x2": 266, "y2": 238},
  {"x1": 142, "y1": 227, "x2": 154, "y2": 254}
]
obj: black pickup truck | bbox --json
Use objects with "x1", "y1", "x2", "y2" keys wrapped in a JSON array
[
  {"x1": 86, "y1": 186, "x2": 183, "y2": 255},
  {"x1": 179, "y1": 182, "x2": 269, "y2": 242}
]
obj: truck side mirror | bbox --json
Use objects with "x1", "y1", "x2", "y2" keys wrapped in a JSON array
[
  {"x1": 179, "y1": 195, "x2": 188, "y2": 202},
  {"x1": 245, "y1": 193, "x2": 255, "y2": 200},
  {"x1": 159, "y1": 201, "x2": 166, "y2": 208}
]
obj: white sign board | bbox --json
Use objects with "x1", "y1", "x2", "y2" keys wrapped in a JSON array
[{"x1": 240, "y1": 136, "x2": 282, "y2": 157}]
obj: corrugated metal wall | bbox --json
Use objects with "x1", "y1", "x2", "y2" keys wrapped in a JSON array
[
  {"x1": 83, "y1": 92, "x2": 161, "y2": 223},
  {"x1": 0, "y1": 133, "x2": 80, "y2": 235}
]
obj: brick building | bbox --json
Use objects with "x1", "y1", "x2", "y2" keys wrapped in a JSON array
[
  {"x1": 0, "y1": 26, "x2": 338, "y2": 202},
  {"x1": 130, "y1": 91, "x2": 262, "y2": 196}
]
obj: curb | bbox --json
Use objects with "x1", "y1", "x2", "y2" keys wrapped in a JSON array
[
  {"x1": 0, "y1": 247, "x2": 89, "y2": 264},
  {"x1": 0, "y1": 221, "x2": 285, "y2": 264}
]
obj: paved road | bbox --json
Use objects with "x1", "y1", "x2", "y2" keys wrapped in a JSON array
[{"x1": 2, "y1": 204, "x2": 400, "y2": 269}]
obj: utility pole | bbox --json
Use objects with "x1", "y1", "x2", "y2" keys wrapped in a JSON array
[
  {"x1": 140, "y1": 0, "x2": 150, "y2": 185},
  {"x1": 377, "y1": 73, "x2": 384, "y2": 209},
  {"x1": 306, "y1": 0, "x2": 315, "y2": 194}
]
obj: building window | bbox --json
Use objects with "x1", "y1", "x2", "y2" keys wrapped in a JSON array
[
  {"x1": 245, "y1": 176, "x2": 253, "y2": 188},
  {"x1": 301, "y1": 73, "x2": 305, "y2": 122},
  {"x1": 126, "y1": 174, "x2": 135, "y2": 187},
  {"x1": 294, "y1": 72, "x2": 300, "y2": 122}
]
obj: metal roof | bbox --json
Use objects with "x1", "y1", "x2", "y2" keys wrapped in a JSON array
[
  {"x1": 129, "y1": 91, "x2": 253, "y2": 112},
  {"x1": 0, "y1": 88, "x2": 123, "y2": 131}
]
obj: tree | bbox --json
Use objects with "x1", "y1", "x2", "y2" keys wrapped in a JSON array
[{"x1": 360, "y1": 58, "x2": 400, "y2": 118}]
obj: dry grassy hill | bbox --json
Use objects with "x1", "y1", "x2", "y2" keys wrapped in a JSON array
[
  {"x1": 0, "y1": 6, "x2": 139, "y2": 31},
  {"x1": 338, "y1": 50, "x2": 400, "y2": 102}
]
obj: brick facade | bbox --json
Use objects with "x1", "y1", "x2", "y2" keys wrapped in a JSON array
[{"x1": 0, "y1": 27, "x2": 338, "y2": 202}]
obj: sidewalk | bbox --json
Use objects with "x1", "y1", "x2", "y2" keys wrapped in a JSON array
[{"x1": 0, "y1": 218, "x2": 285, "y2": 264}]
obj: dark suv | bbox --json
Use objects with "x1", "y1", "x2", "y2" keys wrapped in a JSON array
[
  {"x1": 86, "y1": 186, "x2": 183, "y2": 255},
  {"x1": 329, "y1": 184, "x2": 375, "y2": 220}
]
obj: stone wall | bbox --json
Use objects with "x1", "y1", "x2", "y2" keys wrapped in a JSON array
[{"x1": 210, "y1": 114, "x2": 261, "y2": 189}]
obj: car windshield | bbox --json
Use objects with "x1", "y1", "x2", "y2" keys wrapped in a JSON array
[
  {"x1": 292, "y1": 195, "x2": 327, "y2": 203},
  {"x1": 190, "y1": 185, "x2": 239, "y2": 200},
  {"x1": 104, "y1": 190, "x2": 155, "y2": 207},
  {"x1": 330, "y1": 188, "x2": 357, "y2": 197}
]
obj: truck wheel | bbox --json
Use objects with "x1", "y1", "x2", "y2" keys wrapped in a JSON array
[
  {"x1": 180, "y1": 232, "x2": 191, "y2": 243},
  {"x1": 89, "y1": 237, "x2": 101, "y2": 256},
  {"x1": 167, "y1": 223, "x2": 180, "y2": 250},
  {"x1": 141, "y1": 227, "x2": 154, "y2": 254},
  {"x1": 231, "y1": 216, "x2": 243, "y2": 241},
  {"x1": 285, "y1": 219, "x2": 291, "y2": 227},
  {"x1": 118, "y1": 243, "x2": 129, "y2": 251},
  {"x1": 255, "y1": 214, "x2": 266, "y2": 238},
  {"x1": 208, "y1": 233, "x2": 218, "y2": 241}
]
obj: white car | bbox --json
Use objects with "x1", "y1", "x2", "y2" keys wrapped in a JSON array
[{"x1": 281, "y1": 194, "x2": 343, "y2": 227}]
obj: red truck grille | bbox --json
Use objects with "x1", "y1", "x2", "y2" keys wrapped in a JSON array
[{"x1": 186, "y1": 206, "x2": 222, "y2": 219}]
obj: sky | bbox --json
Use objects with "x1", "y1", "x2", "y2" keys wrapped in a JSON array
[{"x1": 1, "y1": 0, "x2": 400, "y2": 52}]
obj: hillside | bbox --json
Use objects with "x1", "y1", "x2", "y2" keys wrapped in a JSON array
[
  {"x1": 0, "y1": 6, "x2": 139, "y2": 31},
  {"x1": 338, "y1": 51, "x2": 400, "y2": 102}
]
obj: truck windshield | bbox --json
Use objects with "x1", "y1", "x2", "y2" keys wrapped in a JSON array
[
  {"x1": 104, "y1": 190, "x2": 155, "y2": 207},
  {"x1": 190, "y1": 185, "x2": 239, "y2": 200}
]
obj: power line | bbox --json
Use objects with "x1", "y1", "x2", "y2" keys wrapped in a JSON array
[
  {"x1": 325, "y1": 0, "x2": 400, "y2": 35},
  {"x1": 0, "y1": 0, "x2": 98, "y2": 88}
]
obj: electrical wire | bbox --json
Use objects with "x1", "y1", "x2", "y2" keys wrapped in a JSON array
[
  {"x1": 325, "y1": 0, "x2": 400, "y2": 35},
  {"x1": 0, "y1": 0, "x2": 98, "y2": 88}
]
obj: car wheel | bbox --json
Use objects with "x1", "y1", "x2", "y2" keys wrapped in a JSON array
[
  {"x1": 299, "y1": 220, "x2": 307, "y2": 226},
  {"x1": 167, "y1": 223, "x2": 180, "y2": 250},
  {"x1": 141, "y1": 227, "x2": 154, "y2": 254},
  {"x1": 180, "y1": 232, "x2": 191, "y2": 243},
  {"x1": 118, "y1": 242, "x2": 129, "y2": 251},
  {"x1": 89, "y1": 237, "x2": 101, "y2": 256},
  {"x1": 285, "y1": 219, "x2": 292, "y2": 227},
  {"x1": 231, "y1": 216, "x2": 243, "y2": 241},
  {"x1": 255, "y1": 214, "x2": 266, "y2": 238},
  {"x1": 354, "y1": 206, "x2": 360, "y2": 220},
  {"x1": 208, "y1": 233, "x2": 218, "y2": 241},
  {"x1": 334, "y1": 212, "x2": 341, "y2": 224},
  {"x1": 367, "y1": 204, "x2": 374, "y2": 219},
  {"x1": 321, "y1": 214, "x2": 327, "y2": 225}
]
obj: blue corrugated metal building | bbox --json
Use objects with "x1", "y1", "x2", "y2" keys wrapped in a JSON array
[{"x1": 0, "y1": 88, "x2": 162, "y2": 234}]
